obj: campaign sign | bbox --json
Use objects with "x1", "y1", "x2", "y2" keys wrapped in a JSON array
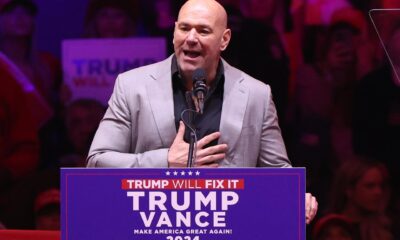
[
  {"x1": 62, "y1": 38, "x2": 166, "y2": 105},
  {"x1": 61, "y1": 168, "x2": 305, "y2": 240}
]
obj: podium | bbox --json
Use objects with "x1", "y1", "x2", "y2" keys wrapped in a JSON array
[{"x1": 61, "y1": 168, "x2": 305, "y2": 240}]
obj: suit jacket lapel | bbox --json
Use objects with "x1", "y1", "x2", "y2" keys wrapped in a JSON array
[
  {"x1": 146, "y1": 56, "x2": 176, "y2": 147},
  {"x1": 145, "y1": 57, "x2": 248, "y2": 150},
  {"x1": 219, "y1": 61, "x2": 248, "y2": 155}
]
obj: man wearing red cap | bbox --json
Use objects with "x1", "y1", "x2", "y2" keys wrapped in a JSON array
[{"x1": 0, "y1": 52, "x2": 40, "y2": 191}]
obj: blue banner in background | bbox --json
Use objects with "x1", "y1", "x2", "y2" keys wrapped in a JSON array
[{"x1": 61, "y1": 168, "x2": 305, "y2": 240}]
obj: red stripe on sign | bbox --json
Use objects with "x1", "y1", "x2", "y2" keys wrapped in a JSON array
[{"x1": 121, "y1": 179, "x2": 244, "y2": 190}]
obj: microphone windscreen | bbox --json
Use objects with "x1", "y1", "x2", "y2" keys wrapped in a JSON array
[{"x1": 192, "y1": 68, "x2": 206, "y2": 82}]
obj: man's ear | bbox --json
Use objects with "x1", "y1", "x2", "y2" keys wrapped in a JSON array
[
  {"x1": 220, "y1": 28, "x2": 232, "y2": 51},
  {"x1": 172, "y1": 21, "x2": 178, "y2": 45}
]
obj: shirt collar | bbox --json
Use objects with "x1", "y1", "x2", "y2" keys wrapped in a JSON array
[{"x1": 171, "y1": 54, "x2": 224, "y2": 91}]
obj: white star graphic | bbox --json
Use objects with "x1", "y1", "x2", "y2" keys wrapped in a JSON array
[
  {"x1": 188, "y1": 171, "x2": 193, "y2": 176},
  {"x1": 195, "y1": 171, "x2": 200, "y2": 176},
  {"x1": 181, "y1": 171, "x2": 186, "y2": 176},
  {"x1": 166, "y1": 171, "x2": 171, "y2": 176},
  {"x1": 173, "y1": 171, "x2": 178, "y2": 176}
]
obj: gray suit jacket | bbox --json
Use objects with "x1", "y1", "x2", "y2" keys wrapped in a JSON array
[{"x1": 87, "y1": 55, "x2": 291, "y2": 168}]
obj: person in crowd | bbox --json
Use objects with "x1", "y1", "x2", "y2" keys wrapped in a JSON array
[
  {"x1": 0, "y1": 52, "x2": 40, "y2": 192},
  {"x1": 329, "y1": 158, "x2": 394, "y2": 240},
  {"x1": 46, "y1": 0, "x2": 137, "y2": 169},
  {"x1": 329, "y1": 7, "x2": 373, "y2": 81},
  {"x1": 293, "y1": 2, "x2": 375, "y2": 82},
  {"x1": 40, "y1": 99, "x2": 105, "y2": 168},
  {"x1": 0, "y1": 37, "x2": 53, "y2": 231},
  {"x1": 287, "y1": 21, "x2": 360, "y2": 210},
  {"x1": 59, "y1": 99, "x2": 105, "y2": 167},
  {"x1": 0, "y1": 0, "x2": 60, "y2": 107}
]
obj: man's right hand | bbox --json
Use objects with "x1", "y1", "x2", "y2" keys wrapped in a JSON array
[{"x1": 167, "y1": 121, "x2": 228, "y2": 168}]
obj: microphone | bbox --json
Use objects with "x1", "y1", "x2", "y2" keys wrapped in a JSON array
[{"x1": 192, "y1": 68, "x2": 207, "y2": 114}]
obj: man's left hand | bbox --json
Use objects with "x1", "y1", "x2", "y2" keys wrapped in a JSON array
[{"x1": 305, "y1": 193, "x2": 318, "y2": 224}]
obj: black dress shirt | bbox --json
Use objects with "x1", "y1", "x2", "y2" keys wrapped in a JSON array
[{"x1": 171, "y1": 56, "x2": 224, "y2": 147}]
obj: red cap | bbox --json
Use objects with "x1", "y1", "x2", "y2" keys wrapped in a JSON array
[
  {"x1": 312, "y1": 214, "x2": 354, "y2": 239},
  {"x1": 331, "y1": 7, "x2": 366, "y2": 33},
  {"x1": 34, "y1": 188, "x2": 60, "y2": 213}
]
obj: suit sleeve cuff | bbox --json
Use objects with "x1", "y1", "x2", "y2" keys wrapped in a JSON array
[{"x1": 137, "y1": 148, "x2": 169, "y2": 168}]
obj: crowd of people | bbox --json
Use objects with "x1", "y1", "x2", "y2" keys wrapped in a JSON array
[{"x1": 0, "y1": 0, "x2": 399, "y2": 239}]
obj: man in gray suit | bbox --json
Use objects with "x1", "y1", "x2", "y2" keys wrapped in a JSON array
[{"x1": 87, "y1": 0, "x2": 317, "y2": 223}]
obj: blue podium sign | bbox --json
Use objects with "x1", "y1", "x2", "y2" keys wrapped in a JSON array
[{"x1": 61, "y1": 168, "x2": 305, "y2": 240}]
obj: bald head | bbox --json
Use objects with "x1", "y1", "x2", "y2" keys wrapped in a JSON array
[
  {"x1": 173, "y1": 0, "x2": 231, "y2": 84},
  {"x1": 178, "y1": 0, "x2": 228, "y2": 29}
]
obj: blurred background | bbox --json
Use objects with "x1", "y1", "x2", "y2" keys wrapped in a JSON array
[{"x1": 0, "y1": 0, "x2": 400, "y2": 239}]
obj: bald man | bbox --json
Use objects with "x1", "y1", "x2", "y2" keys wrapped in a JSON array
[{"x1": 87, "y1": 0, "x2": 317, "y2": 223}]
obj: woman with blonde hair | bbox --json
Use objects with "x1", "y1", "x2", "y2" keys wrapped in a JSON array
[{"x1": 329, "y1": 158, "x2": 394, "y2": 240}]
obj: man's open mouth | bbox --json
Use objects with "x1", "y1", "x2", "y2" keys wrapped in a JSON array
[{"x1": 183, "y1": 50, "x2": 201, "y2": 58}]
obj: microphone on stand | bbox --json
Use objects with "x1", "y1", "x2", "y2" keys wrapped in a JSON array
[
  {"x1": 192, "y1": 68, "x2": 207, "y2": 114},
  {"x1": 186, "y1": 68, "x2": 207, "y2": 168}
]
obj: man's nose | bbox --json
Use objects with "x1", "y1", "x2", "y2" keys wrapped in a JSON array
[{"x1": 186, "y1": 28, "x2": 198, "y2": 44}]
